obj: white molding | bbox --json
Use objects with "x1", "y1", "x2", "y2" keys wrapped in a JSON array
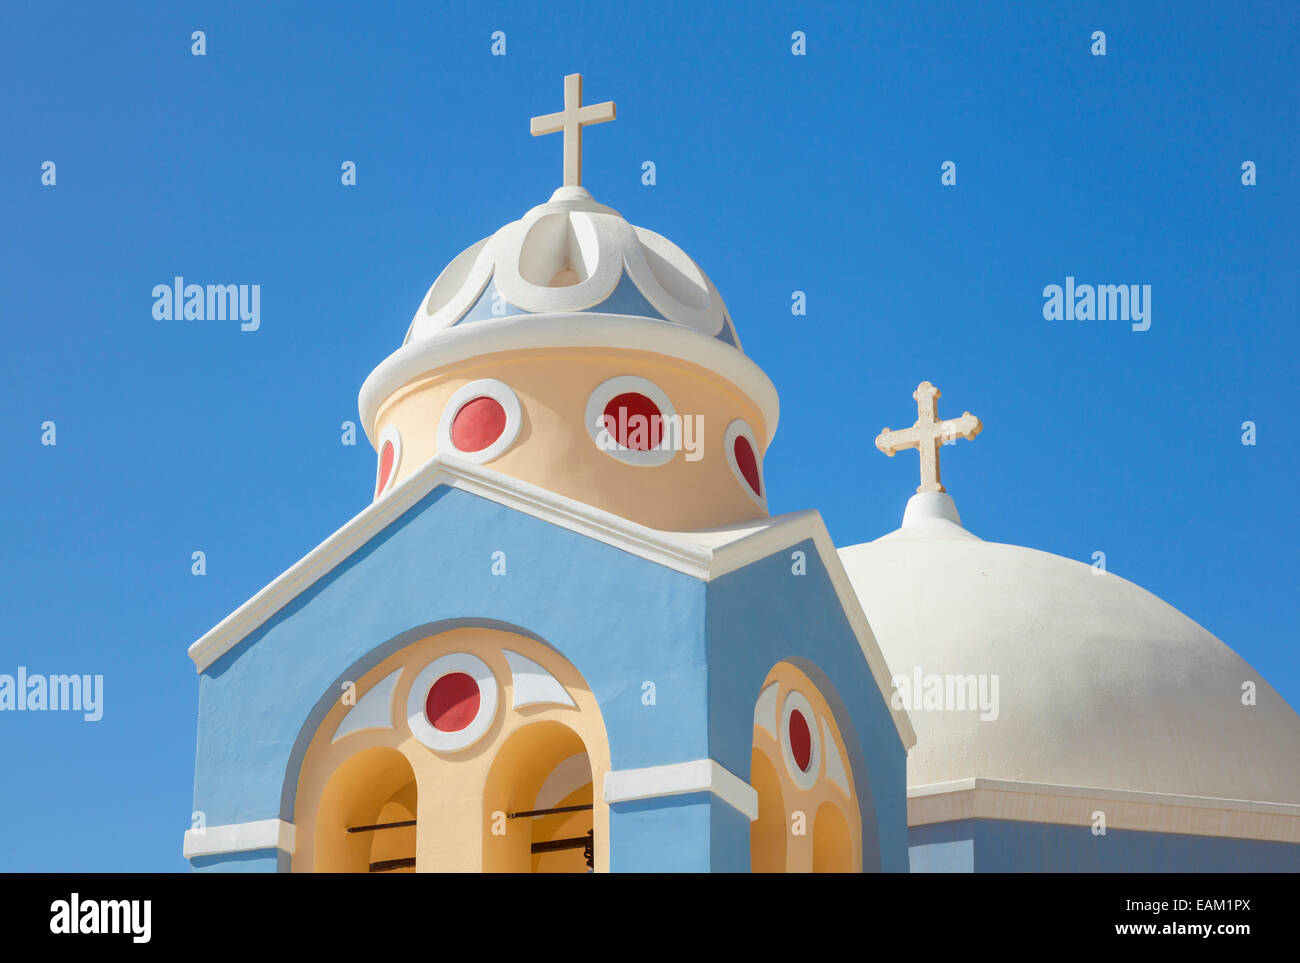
[
  {"x1": 603, "y1": 759, "x2": 759, "y2": 821},
  {"x1": 493, "y1": 210, "x2": 625, "y2": 314},
  {"x1": 331, "y1": 668, "x2": 401, "y2": 743},
  {"x1": 435, "y1": 378, "x2": 522, "y2": 464},
  {"x1": 626, "y1": 226, "x2": 725, "y2": 335},
  {"x1": 359, "y1": 313, "x2": 780, "y2": 447},
  {"x1": 405, "y1": 188, "x2": 727, "y2": 342},
  {"x1": 503, "y1": 649, "x2": 576, "y2": 709},
  {"x1": 407, "y1": 236, "x2": 494, "y2": 339},
  {"x1": 907, "y1": 778, "x2": 1300, "y2": 844},
  {"x1": 821, "y1": 716, "x2": 852, "y2": 797},
  {"x1": 184, "y1": 455, "x2": 916, "y2": 753},
  {"x1": 183, "y1": 818, "x2": 295, "y2": 859}
]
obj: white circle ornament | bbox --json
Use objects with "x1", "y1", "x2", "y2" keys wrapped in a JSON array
[
  {"x1": 584, "y1": 375, "x2": 679, "y2": 467},
  {"x1": 437, "y1": 378, "x2": 523, "y2": 463},
  {"x1": 779, "y1": 689, "x2": 822, "y2": 791},
  {"x1": 406, "y1": 652, "x2": 500, "y2": 753}
]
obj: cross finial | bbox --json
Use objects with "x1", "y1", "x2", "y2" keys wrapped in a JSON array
[
  {"x1": 875, "y1": 382, "x2": 982, "y2": 494},
  {"x1": 530, "y1": 73, "x2": 616, "y2": 188}
]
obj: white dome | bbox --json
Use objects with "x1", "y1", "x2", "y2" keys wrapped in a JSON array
[
  {"x1": 404, "y1": 186, "x2": 742, "y2": 349},
  {"x1": 838, "y1": 493, "x2": 1300, "y2": 806}
]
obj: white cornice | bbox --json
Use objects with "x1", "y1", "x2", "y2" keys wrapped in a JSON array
[
  {"x1": 183, "y1": 818, "x2": 295, "y2": 859},
  {"x1": 604, "y1": 759, "x2": 759, "y2": 820},
  {"x1": 185, "y1": 455, "x2": 915, "y2": 751},
  {"x1": 908, "y1": 778, "x2": 1300, "y2": 844},
  {"x1": 357, "y1": 313, "x2": 780, "y2": 447}
]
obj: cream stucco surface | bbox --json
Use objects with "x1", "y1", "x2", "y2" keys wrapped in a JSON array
[{"x1": 839, "y1": 494, "x2": 1300, "y2": 806}]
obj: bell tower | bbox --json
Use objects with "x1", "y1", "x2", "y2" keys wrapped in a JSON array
[
  {"x1": 185, "y1": 74, "x2": 911, "y2": 875},
  {"x1": 359, "y1": 74, "x2": 778, "y2": 532}
]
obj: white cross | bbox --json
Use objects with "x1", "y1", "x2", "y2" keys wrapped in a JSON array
[
  {"x1": 530, "y1": 73, "x2": 616, "y2": 188},
  {"x1": 875, "y1": 381, "x2": 982, "y2": 494}
]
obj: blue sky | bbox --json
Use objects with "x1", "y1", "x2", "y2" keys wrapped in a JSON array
[{"x1": 1, "y1": 1, "x2": 1296, "y2": 870}]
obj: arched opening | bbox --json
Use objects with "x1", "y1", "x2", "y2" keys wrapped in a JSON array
[
  {"x1": 289, "y1": 624, "x2": 612, "y2": 872},
  {"x1": 750, "y1": 748, "x2": 787, "y2": 872},
  {"x1": 482, "y1": 722, "x2": 594, "y2": 872},
  {"x1": 813, "y1": 800, "x2": 853, "y2": 873},
  {"x1": 313, "y1": 746, "x2": 417, "y2": 873},
  {"x1": 750, "y1": 660, "x2": 864, "y2": 872}
]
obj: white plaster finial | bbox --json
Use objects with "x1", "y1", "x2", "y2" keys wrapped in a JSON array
[
  {"x1": 530, "y1": 73, "x2": 616, "y2": 187},
  {"x1": 902, "y1": 491, "x2": 963, "y2": 527},
  {"x1": 875, "y1": 381, "x2": 982, "y2": 494}
]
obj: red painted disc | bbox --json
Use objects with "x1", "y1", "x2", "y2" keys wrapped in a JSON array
[
  {"x1": 733, "y1": 435, "x2": 761, "y2": 495},
  {"x1": 789, "y1": 708, "x2": 812, "y2": 772},
  {"x1": 425, "y1": 672, "x2": 481, "y2": 732},
  {"x1": 376, "y1": 440, "x2": 395, "y2": 495},
  {"x1": 603, "y1": 392, "x2": 662, "y2": 450},
  {"x1": 451, "y1": 396, "x2": 508, "y2": 453}
]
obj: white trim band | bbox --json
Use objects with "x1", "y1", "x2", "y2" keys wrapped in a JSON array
[
  {"x1": 359, "y1": 313, "x2": 780, "y2": 447},
  {"x1": 908, "y1": 778, "x2": 1300, "y2": 844},
  {"x1": 183, "y1": 818, "x2": 296, "y2": 859},
  {"x1": 603, "y1": 759, "x2": 759, "y2": 821}
]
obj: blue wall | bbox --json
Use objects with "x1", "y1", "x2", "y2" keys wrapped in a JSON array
[
  {"x1": 910, "y1": 819, "x2": 1300, "y2": 872},
  {"x1": 195, "y1": 485, "x2": 707, "y2": 830},
  {"x1": 705, "y1": 538, "x2": 911, "y2": 873},
  {"x1": 191, "y1": 484, "x2": 908, "y2": 871}
]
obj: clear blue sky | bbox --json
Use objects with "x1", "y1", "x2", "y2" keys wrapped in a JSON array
[{"x1": 1, "y1": 1, "x2": 1296, "y2": 870}]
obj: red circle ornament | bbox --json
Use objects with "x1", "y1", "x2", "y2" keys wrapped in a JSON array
[
  {"x1": 451, "y1": 396, "x2": 508, "y2": 453},
  {"x1": 425, "y1": 672, "x2": 481, "y2": 732},
  {"x1": 603, "y1": 392, "x2": 663, "y2": 450},
  {"x1": 788, "y1": 708, "x2": 812, "y2": 772}
]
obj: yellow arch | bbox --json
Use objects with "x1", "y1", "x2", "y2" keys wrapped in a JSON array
[
  {"x1": 750, "y1": 661, "x2": 862, "y2": 873},
  {"x1": 293, "y1": 626, "x2": 610, "y2": 872}
]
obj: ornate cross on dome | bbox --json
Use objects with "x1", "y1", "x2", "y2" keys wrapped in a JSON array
[
  {"x1": 530, "y1": 73, "x2": 616, "y2": 187},
  {"x1": 875, "y1": 381, "x2": 982, "y2": 494}
]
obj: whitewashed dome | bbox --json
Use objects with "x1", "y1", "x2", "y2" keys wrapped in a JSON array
[
  {"x1": 405, "y1": 186, "x2": 742, "y2": 348},
  {"x1": 358, "y1": 186, "x2": 777, "y2": 446},
  {"x1": 838, "y1": 492, "x2": 1300, "y2": 806}
]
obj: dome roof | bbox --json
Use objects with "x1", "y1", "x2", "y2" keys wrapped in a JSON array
[
  {"x1": 358, "y1": 186, "x2": 777, "y2": 447},
  {"x1": 405, "y1": 186, "x2": 742, "y2": 348},
  {"x1": 838, "y1": 492, "x2": 1300, "y2": 806}
]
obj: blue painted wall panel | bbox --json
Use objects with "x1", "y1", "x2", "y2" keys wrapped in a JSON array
[
  {"x1": 189, "y1": 848, "x2": 286, "y2": 873},
  {"x1": 609, "y1": 793, "x2": 717, "y2": 872},
  {"x1": 193, "y1": 485, "x2": 708, "y2": 828},
  {"x1": 704, "y1": 538, "x2": 911, "y2": 872}
]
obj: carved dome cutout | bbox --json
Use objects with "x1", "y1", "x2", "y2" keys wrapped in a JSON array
[
  {"x1": 518, "y1": 212, "x2": 602, "y2": 288},
  {"x1": 424, "y1": 237, "x2": 491, "y2": 317},
  {"x1": 635, "y1": 227, "x2": 710, "y2": 311}
]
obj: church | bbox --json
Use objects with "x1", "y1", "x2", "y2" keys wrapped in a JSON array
[{"x1": 183, "y1": 75, "x2": 1300, "y2": 873}]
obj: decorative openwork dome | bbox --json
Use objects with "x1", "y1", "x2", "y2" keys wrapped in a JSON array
[{"x1": 405, "y1": 186, "x2": 743, "y2": 350}]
